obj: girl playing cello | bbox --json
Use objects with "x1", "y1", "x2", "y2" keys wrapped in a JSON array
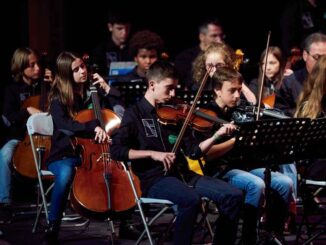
[{"x1": 45, "y1": 51, "x2": 109, "y2": 243}]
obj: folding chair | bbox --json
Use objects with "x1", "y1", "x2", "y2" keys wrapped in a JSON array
[
  {"x1": 120, "y1": 161, "x2": 214, "y2": 245},
  {"x1": 116, "y1": 162, "x2": 174, "y2": 244},
  {"x1": 296, "y1": 172, "x2": 326, "y2": 245},
  {"x1": 26, "y1": 112, "x2": 55, "y2": 233}
]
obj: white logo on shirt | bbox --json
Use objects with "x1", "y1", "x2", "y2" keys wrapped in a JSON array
[{"x1": 142, "y1": 119, "x2": 158, "y2": 137}]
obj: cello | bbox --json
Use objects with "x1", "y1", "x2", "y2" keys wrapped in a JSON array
[
  {"x1": 12, "y1": 71, "x2": 52, "y2": 179},
  {"x1": 71, "y1": 81, "x2": 141, "y2": 220}
]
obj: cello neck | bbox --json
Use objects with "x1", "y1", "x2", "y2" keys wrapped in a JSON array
[
  {"x1": 40, "y1": 80, "x2": 48, "y2": 111},
  {"x1": 90, "y1": 85, "x2": 105, "y2": 128}
]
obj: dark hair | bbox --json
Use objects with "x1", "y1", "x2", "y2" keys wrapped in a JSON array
[
  {"x1": 258, "y1": 46, "x2": 285, "y2": 90},
  {"x1": 129, "y1": 30, "x2": 164, "y2": 58},
  {"x1": 198, "y1": 17, "x2": 224, "y2": 35},
  {"x1": 107, "y1": 9, "x2": 131, "y2": 24},
  {"x1": 146, "y1": 60, "x2": 178, "y2": 83},
  {"x1": 211, "y1": 66, "x2": 243, "y2": 90}
]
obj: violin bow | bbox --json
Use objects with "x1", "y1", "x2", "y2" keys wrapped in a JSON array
[
  {"x1": 256, "y1": 31, "x2": 271, "y2": 121},
  {"x1": 171, "y1": 65, "x2": 214, "y2": 153}
]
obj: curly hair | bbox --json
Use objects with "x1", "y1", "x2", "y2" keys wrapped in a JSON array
[
  {"x1": 129, "y1": 30, "x2": 164, "y2": 58},
  {"x1": 192, "y1": 42, "x2": 236, "y2": 83}
]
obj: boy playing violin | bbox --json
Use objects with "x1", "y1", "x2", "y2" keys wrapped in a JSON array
[
  {"x1": 198, "y1": 66, "x2": 294, "y2": 244},
  {"x1": 110, "y1": 60, "x2": 242, "y2": 245}
]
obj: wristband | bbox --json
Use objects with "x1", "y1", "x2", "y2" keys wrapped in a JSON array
[{"x1": 213, "y1": 133, "x2": 221, "y2": 141}]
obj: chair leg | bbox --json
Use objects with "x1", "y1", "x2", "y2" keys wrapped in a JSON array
[
  {"x1": 32, "y1": 147, "x2": 52, "y2": 233},
  {"x1": 135, "y1": 200, "x2": 155, "y2": 245},
  {"x1": 194, "y1": 199, "x2": 214, "y2": 243},
  {"x1": 106, "y1": 218, "x2": 115, "y2": 245},
  {"x1": 123, "y1": 167, "x2": 155, "y2": 245},
  {"x1": 202, "y1": 200, "x2": 214, "y2": 239}
]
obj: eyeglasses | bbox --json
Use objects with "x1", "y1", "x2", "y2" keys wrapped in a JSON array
[{"x1": 306, "y1": 51, "x2": 324, "y2": 61}]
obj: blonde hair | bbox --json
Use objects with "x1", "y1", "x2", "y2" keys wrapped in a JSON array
[
  {"x1": 11, "y1": 47, "x2": 38, "y2": 82},
  {"x1": 295, "y1": 55, "x2": 326, "y2": 119},
  {"x1": 192, "y1": 42, "x2": 236, "y2": 83}
]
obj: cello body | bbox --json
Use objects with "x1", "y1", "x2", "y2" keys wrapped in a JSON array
[
  {"x1": 12, "y1": 95, "x2": 51, "y2": 179},
  {"x1": 71, "y1": 108, "x2": 141, "y2": 220}
]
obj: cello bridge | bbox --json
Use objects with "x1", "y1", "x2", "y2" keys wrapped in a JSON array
[{"x1": 97, "y1": 152, "x2": 111, "y2": 163}]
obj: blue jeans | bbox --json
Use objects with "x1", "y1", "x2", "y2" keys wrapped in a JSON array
[
  {"x1": 147, "y1": 175, "x2": 242, "y2": 245},
  {"x1": 279, "y1": 163, "x2": 297, "y2": 198},
  {"x1": 249, "y1": 168, "x2": 294, "y2": 206},
  {"x1": 0, "y1": 139, "x2": 20, "y2": 204},
  {"x1": 223, "y1": 169, "x2": 265, "y2": 208},
  {"x1": 47, "y1": 157, "x2": 81, "y2": 221}
]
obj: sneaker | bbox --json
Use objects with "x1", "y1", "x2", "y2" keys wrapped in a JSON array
[
  {"x1": 119, "y1": 223, "x2": 141, "y2": 240},
  {"x1": 0, "y1": 205, "x2": 12, "y2": 224}
]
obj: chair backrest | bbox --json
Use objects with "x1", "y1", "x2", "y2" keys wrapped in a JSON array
[{"x1": 26, "y1": 112, "x2": 53, "y2": 136}]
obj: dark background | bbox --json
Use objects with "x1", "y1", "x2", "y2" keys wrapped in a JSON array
[{"x1": 2, "y1": 0, "x2": 307, "y2": 101}]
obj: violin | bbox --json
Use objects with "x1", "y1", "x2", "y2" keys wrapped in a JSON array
[
  {"x1": 157, "y1": 104, "x2": 229, "y2": 132},
  {"x1": 237, "y1": 102, "x2": 290, "y2": 120}
]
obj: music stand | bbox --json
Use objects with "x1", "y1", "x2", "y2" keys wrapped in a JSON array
[
  {"x1": 294, "y1": 117, "x2": 326, "y2": 245},
  {"x1": 233, "y1": 118, "x2": 310, "y2": 244},
  {"x1": 297, "y1": 117, "x2": 326, "y2": 160},
  {"x1": 111, "y1": 81, "x2": 147, "y2": 107},
  {"x1": 176, "y1": 90, "x2": 213, "y2": 106}
]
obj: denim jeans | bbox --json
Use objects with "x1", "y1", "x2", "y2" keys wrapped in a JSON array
[
  {"x1": 47, "y1": 157, "x2": 81, "y2": 221},
  {"x1": 223, "y1": 168, "x2": 265, "y2": 208},
  {"x1": 147, "y1": 175, "x2": 242, "y2": 245},
  {"x1": 279, "y1": 163, "x2": 297, "y2": 198},
  {"x1": 0, "y1": 139, "x2": 20, "y2": 204},
  {"x1": 249, "y1": 168, "x2": 294, "y2": 206}
]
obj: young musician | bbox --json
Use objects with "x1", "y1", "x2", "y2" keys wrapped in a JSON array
[
  {"x1": 0, "y1": 47, "x2": 51, "y2": 223},
  {"x1": 110, "y1": 60, "x2": 243, "y2": 245},
  {"x1": 192, "y1": 42, "x2": 257, "y2": 104},
  {"x1": 201, "y1": 66, "x2": 294, "y2": 243},
  {"x1": 46, "y1": 51, "x2": 109, "y2": 244},
  {"x1": 294, "y1": 55, "x2": 326, "y2": 184}
]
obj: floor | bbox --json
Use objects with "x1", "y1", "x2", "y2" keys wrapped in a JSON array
[{"x1": 0, "y1": 178, "x2": 325, "y2": 245}]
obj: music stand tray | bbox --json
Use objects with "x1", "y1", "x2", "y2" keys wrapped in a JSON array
[
  {"x1": 233, "y1": 118, "x2": 310, "y2": 168},
  {"x1": 297, "y1": 117, "x2": 326, "y2": 160}
]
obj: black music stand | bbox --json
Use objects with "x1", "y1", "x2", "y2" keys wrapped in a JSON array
[
  {"x1": 111, "y1": 81, "x2": 148, "y2": 107},
  {"x1": 233, "y1": 118, "x2": 310, "y2": 244},
  {"x1": 111, "y1": 81, "x2": 214, "y2": 108},
  {"x1": 297, "y1": 117, "x2": 326, "y2": 160},
  {"x1": 294, "y1": 118, "x2": 326, "y2": 245},
  {"x1": 175, "y1": 90, "x2": 213, "y2": 106}
]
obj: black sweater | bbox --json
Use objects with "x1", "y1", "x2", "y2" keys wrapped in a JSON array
[
  {"x1": 47, "y1": 96, "x2": 99, "y2": 164},
  {"x1": 2, "y1": 80, "x2": 41, "y2": 142}
]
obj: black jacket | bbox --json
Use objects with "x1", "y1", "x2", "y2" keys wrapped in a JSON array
[{"x1": 110, "y1": 97, "x2": 203, "y2": 195}]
